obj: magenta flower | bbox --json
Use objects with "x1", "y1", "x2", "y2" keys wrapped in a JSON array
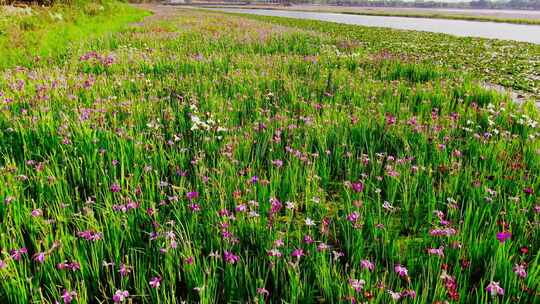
[
  {"x1": 189, "y1": 203, "x2": 201, "y2": 212},
  {"x1": 79, "y1": 51, "x2": 97, "y2": 61},
  {"x1": 126, "y1": 199, "x2": 139, "y2": 210},
  {"x1": 221, "y1": 229, "x2": 233, "y2": 239},
  {"x1": 427, "y1": 246, "x2": 445, "y2": 257},
  {"x1": 257, "y1": 287, "x2": 269, "y2": 296},
  {"x1": 388, "y1": 290, "x2": 401, "y2": 300},
  {"x1": 291, "y1": 248, "x2": 304, "y2": 258},
  {"x1": 272, "y1": 159, "x2": 283, "y2": 168},
  {"x1": 513, "y1": 264, "x2": 527, "y2": 279},
  {"x1": 10, "y1": 247, "x2": 27, "y2": 261},
  {"x1": 317, "y1": 243, "x2": 329, "y2": 251},
  {"x1": 496, "y1": 231, "x2": 511, "y2": 243},
  {"x1": 112, "y1": 290, "x2": 129, "y2": 303},
  {"x1": 61, "y1": 289, "x2": 77, "y2": 304},
  {"x1": 401, "y1": 289, "x2": 416, "y2": 299},
  {"x1": 349, "y1": 278, "x2": 365, "y2": 292},
  {"x1": 267, "y1": 249, "x2": 282, "y2": 257},
  {"x1": 119, "y1": 263, "x2": 131, "y2": 277},
  {"x1": 186, "y1": 191, "x2": 199, "y2": 201},
  {"x1": 429, "y1": 227, "x2": 457, "y2": 237},
  {"x1": 333, "y1": 251, "x2": 345, "y2": 260},
  {"x1": 274, "y1": 239, "x2": 284, "y2": 247},
  {"x1": 33, "y1": 252, "x2": 46, "y2": 263},
  {"x1": 351, "y1": 181, "x2": 364, "y2": 193},
  {"x1": 31, "y1": 209, "x2": 43, "y2": 217},
  {"x1": 69, "y1": 261, "x2": 81, "y2": 271},
  {"x1": 269, "y1": 198, "x2": 282, "y2": 214},
  {"x1": 0, "y1": 259, "x2": 6, "y2": 269},
  {"x1": 235, "y1": 204, "x2": 247, "y2": 212},
  {"x1": 303, "y1": 235, "x2": 314, "y2": 244},
  {"x1": 77, "y1": 230, "x2": 103, "y2": 241},
  {"x1": 394, "y1": 265, "x2": 408, "y2": 277},
  {"x1": 112, "y1": 204, "x2": 128, "y2": 213},
  {"x1": 360, "y1": 259, "x2": 375, "y2": 271},
  {"x1": 110, "y1": 183, "x2": 121, "y2": 193},
  {"x1": 57, "y1": 261, "x2": 80, "y2": 272},
  {"x1": 386, "y1": 113, "x2": 396, "y2": 125},
  {"x1": 347, "y1": 211, "x2": 360, "y2": 223},
  {"x1": 219, "y1": 209, "x2": 231, "y2": 217},
  {"x1": 440, "y1": 271, "x2": 459, "y2": 301},
  {"x1": 223, "y1": 251, "x2": 240, "y2": 264},
  {"x1": 439, "y1": 218, "x2": 451, "y2": 226},
  {"x1": 486, "y1": 281, "x2": 504, "y2": 296},
  {"x1": 149, "y1": 276, "x2": 161, "y2": 288}
]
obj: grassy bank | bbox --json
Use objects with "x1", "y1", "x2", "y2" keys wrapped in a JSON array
[
  {"x1": 0, "y1": 1, "x2": 149, "y2": 69},
  {"x1": 0, "y1": 6, "x2": 539, "y2": 304}
]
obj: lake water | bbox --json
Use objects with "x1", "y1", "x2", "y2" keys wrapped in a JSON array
[{"x1": 213, "y1": 8, "x2": 540, "y2": 44}]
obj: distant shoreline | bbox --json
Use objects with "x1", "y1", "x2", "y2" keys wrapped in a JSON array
[{"x1": 166, "y1": 2, "x2": 540, "y2": 25}]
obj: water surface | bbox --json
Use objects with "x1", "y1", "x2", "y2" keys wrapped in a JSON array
[{"x1": 213, "y1": 8, "x2": 540, "y2": 44}]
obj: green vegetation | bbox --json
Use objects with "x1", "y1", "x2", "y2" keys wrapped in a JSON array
[
  {"x1": 0, "y1": 1, "x2": 149, "y2": 69},
  {"x1": 235, "y1": 11, "x2": 540, "y2": 98},
  {"x1": 209, "y1": 5, "x2": 540, "y2": 25},
  {"x1": 0, "y1": 5, "x2": 539, "y2": 304}
]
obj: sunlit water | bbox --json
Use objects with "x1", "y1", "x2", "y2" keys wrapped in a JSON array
[{"x1": 212, "y1": 8, "x2": 540, "y2": 44}]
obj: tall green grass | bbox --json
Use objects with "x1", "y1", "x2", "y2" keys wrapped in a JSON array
[
  {"x1": 0, "y1": 7, "x2": 538, "y2": 304},
  {"x1": 0, "y1": 1, "x2": 149, "y2": 68}
]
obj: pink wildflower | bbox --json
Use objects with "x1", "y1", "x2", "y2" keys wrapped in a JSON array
[
  {"x1": 513, "y1": 264, "x2": 527, "y2": 279},
  {"x1": 486, "y1": 281, "x2": 504, "y2": 296},
  {"x1": 496, "y1": 231, "x2": 511, "y2": 243},
  {"x1": 149, "y1": 276, "x2": 161, "y2": 288},
  {"x1": 351, "y1": 181, "x2": 364, "y2": 193},
  {"x1": 186, "y1": 191, "x2": 199, "y2": 201},
  {"x1": 224, "y1": 251, "x2": 240, "y2": 264},
  {"x1": 61, "y1": 289, "x2": 77, "y2": 304},
  {"x1": 110, "y1": 183, "x2": 121, "y2": 193},
  {"x1": 257, "y1": 287, "x2": 269, "y2": 296},
  {"x1": 112, "y1": 290, "x2": 129, "y2": 303},
  {"x1": 33, "y1": 252, "x2": 46, "y2": 263},
  {"x1": 394, "y1": 264, "x2": 408, "y2": 277},
  {"x1": 360, "y1": 259, "x2": 375, "y2": 271},
  {"x1": 291, "y1": 248, "x2": 304, "y2": 258},
  {"x1": 349, "y1": 278, "x2": 365, "y2": 292}
]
